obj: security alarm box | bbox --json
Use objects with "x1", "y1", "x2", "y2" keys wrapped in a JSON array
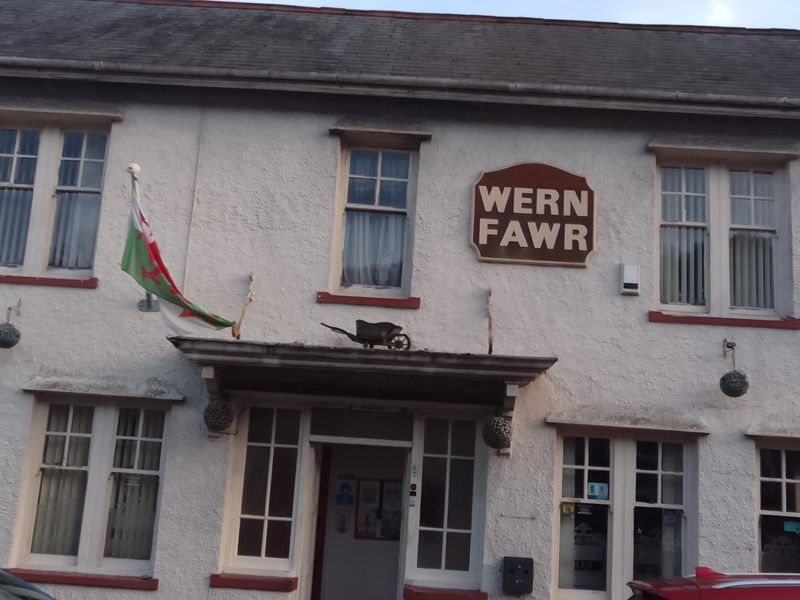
[
  {"x1": 503, "y1": 556, "x2": 533, "y2": 595},
  {"x1": 620, "y1": 263, "x2": 640, "y2": 296}
]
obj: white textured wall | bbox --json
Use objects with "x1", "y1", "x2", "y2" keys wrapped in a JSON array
[{"x1": 0, "y1": 81, "x2": 798, "y2": 600}]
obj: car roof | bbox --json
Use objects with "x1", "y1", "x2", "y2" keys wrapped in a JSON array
[{"x1": 629, "y1": 567, "x2": 800, "y2": 598}]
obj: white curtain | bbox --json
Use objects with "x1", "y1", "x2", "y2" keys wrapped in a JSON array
[
  {"x1": 31, "y1": 469, "x2": 87, "y2": 555},
  {"x1": 104, "y1": 473, "x2": 159, "y2": 560},
  {"x1": 0, "y1": 188, "x2": 32, "y2": 266},
  {"x1": 660, "y1": 225, "x2": 706, "y2": 305},
  {"x1": 342, "y1": 211, "x2": 406, "y2": 287},
  {"x1": 48, "y1": 191, "x2": 101, "y2": 269},
  {"x1": 730, "y1": 230, "x2": 775, "y2": 309}
]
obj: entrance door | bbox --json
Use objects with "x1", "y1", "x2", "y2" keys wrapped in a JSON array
[{"x1": 316, "y1": 444, "x2": 407, "y2": 600}]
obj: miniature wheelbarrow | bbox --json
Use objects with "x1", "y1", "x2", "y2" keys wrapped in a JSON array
[{"x1": 321, "y1": 320, "x2": 411, "y2": 350}]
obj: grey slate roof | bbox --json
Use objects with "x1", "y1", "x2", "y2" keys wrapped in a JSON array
[{"x1": 2, "y1": 0, "x2": 800, "y2": 116}]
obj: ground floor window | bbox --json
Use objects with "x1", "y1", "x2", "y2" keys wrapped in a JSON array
[
  {"x1": 22, "y1": 402, "x2": 166, "y2": 573},
  {"x1": 759, "y1": 447, "x2": 800, "y2": 572},
  {"x1": 556, "y1": 435, "x2": 694, "y2": 597}
]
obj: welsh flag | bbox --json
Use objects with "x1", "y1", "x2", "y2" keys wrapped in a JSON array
[{"x1": 121, "y1": 171, "x2": 235, "y2": 337}]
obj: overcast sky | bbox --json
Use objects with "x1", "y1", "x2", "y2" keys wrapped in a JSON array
[{"x1": 217, "y1": 0, "x2": 800, "y2": 28}]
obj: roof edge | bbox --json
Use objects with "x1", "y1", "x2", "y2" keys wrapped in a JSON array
[{"x1": 3, "y1": 58, "x2": 800, "y2": 119}]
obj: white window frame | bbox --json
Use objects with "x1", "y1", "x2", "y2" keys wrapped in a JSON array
[
  {"x1": 655, "y1": 160, "x2": 790, "y2": 319},
  {"x1": 329, "y1": 144, "x2": 419, "y2": 299},
  {"x1": 404, "y1": 413, "x2": 488, "y2": 590},
  {"x1": 219, "y1": 403, "x2": 311, "y2": 577},
  {"x1": 757, "y1": 443, "x2": 800, "y2": 572},
  {"x1": 553, "y1": 433, "x2": 698, "y2": 600},
  {"x1": 0, "y1": 120, "x2": 110, "y2": 281},
  {"x1": 13, "y1": 400, "x2": 168, "y2": 576}
]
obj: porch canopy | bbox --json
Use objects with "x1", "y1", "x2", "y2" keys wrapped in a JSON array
[{"x1": 170, "y1": 337, "x2": 557, "y2": 407}]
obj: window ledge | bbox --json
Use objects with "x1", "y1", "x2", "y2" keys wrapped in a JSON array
[
  {"x1": 648, "y1": 310, "x2": 800, "y2": 330},
  {"x1": 5, "y1": 568, "x2": 158, "y2": 590},
  {"x1": 317, "y1": 291, "x2": 421, "y2": 309},
  {"x1": 209, "y1": 573, "x2": 298, "y2": 592},
  {"x1": 0, "y1": 274, "x2": 98, "y2": 289},
  {"x1": 404, "y1": 585, "x2": 488, "y2": 600}
]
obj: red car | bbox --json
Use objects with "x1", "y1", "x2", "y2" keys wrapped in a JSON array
[{"x1": 628, "y1": 566, "x2": 800, "y2": 599}]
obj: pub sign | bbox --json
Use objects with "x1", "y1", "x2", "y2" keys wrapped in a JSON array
[{"x1": 471, "y1": 163, "x2": 595, "y2": 266}]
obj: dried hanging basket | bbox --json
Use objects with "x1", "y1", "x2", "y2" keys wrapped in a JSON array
[
  {"x1": 0, "y1": 322, "x2": 20, "y2": 349},
  {"x1": 482, "y1": 416, "x2": 512, "y2": 449},
  {"x1": 204, "y1": 398, "x2": 235, "y2": 432},
  {"x1": 720, "y1": 370, "x2": 749, "y2": 398}
]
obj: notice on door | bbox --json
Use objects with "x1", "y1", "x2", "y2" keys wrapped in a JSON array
[{"x1": 471, "y1": 163, "x2": 595, "y2": 266}]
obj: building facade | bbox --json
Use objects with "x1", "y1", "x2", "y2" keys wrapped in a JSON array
[{"x1": 1, "y1": 2, "x2": 800, "y2": 599}]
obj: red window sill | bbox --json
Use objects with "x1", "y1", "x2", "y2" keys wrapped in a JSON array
[
  {"x1": 0, "y1": 275, "x2": 99, "y2": 289},
  {"x1": 317, "y1": 291, "x2": 421, "y2": 309},
  {"x1": 404, "y1": 585, "x2": 488, "y2": 600},
  {"x1": 209, "y1": 573, "x2": 298, "y2": 592},
  {"x1": 649, "y1": 310, "x2": 800, "y2": 330},
  {"x1": 5, "y1": 568, "x2": 157, "y2": 590}
]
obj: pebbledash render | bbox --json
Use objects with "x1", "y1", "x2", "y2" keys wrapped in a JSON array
[{"x1": 0, "y1": 1, "x2": 799, "y2": 599}]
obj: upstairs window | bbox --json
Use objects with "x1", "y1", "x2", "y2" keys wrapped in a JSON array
[
  {"x1": 659, "y1": 165, "x2": 785, "y2": 316},
  {"x1": 0, "y1": 125, "x2": 108, "y2": 280}
]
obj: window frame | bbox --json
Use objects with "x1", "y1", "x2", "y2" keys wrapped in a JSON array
[
  {"x1": 13, "y1": 399, "x2": 168, "y2": 576},
  {"x1": 655, "y1": 159, "x2": 790, "y2": 319},
  {"x1": 0, "y1": 120, "x2": 109, "y2": 281},
  {"x1": 757, "y1": 443, "x2": 800, "y2": 573},
  {"x1": 329, "y1": 143, "x2": 419, "y2": 299},
  {"x1": 552, "y1": 433, "x2": 698, "y2": 600}
]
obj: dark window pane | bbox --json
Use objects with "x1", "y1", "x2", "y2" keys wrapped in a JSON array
[
  {"x1": 378, "y1": 180, "x2": 408, "y2": 209},
  {"x1": 347, "y1": 177, "x2": 377, "y2": 205},
  {"x1": 588, "y1": 438, "x2": 610, "y2": 467},
  {"x1": 117, "y1": 408, "x2": 139, "y2": 436},
  {"x1": 138, "y1": 441, "x2": 162, "y2": 471},
  {"x1": 66, "y1": 437, "x2": 91, "y2": 467},
  {"x1": 587, "y1": 470, "x2": 610, "y2": 500},
  {"x1": 349, "y1": 149, "x2": 378, "y2": 177},
  {"x1": 787, "y1": 451, "x2": 800, "y2": 481},
  {"x1": 381, "y1": 152, "x2": 410, "y2": 179},
  {"x1": 241, "y1": 446, "x2": 270, "y2": 515},
  {"x1": 71, "y1": 406, "x2": 94, "y2": 434},
  {"x1": 113, "y1": 439, "x2": 137, "y2": 469},
  {"x1": 445, "y1": 532, "x2": 471, "y2": 571},
  {"x1": 142, "y1": 410, "x2": 164, "y2": 439},
  {"x1": 558, "y1": 503, "x2": 608, "y2": 590},
  {"x1": 0, "y1": 156, "x2": 11, "y2": 181},
  {"x1": 81, "y1": 161, "x2": 104, "y2": 189},
  {"x1": 14, "y1": 157, "x2": 37, "y2": 185},
  {"x1": 761, "y1": 515, "x2": 800, "y2": 572},
  {"x1": 564, "y1": 437, "x2": 585, "y2": 466},
  {"x1": 42, "y1": 435, "x2": 65, "y2": 465},
  {"x1": 562, "y1": 468, "x2": 584, "y2": 499},
  {"x1": 237, "y1": 518, "x2": 263, "y2": 556},
  {"x1": 662, "y1": 475, "x2": 683, "y2": 505},
  {"x1": 662, "y1": 443, "x2": 683, "y2": 472},
  {"x1": 424, "y1": 419, "x2": 448, "y2": 455},
  {"x1": 0, "y1": 129, "x2": 16, "y2": 153},
  {"x1": 0, "y1": 187, "x2": 32, "y2": 266},
  {"x1": 450, "y1": 420, "x2": 475, "y2": 457},
  {"x1": 62, "y1": 132, "x2": 83, "y2": 158},
  {"x1": 58, "y1": 159, "x2": 80, "y2": 186},
  {"x1": 47, "y1": 404, "x2": 70, "y2": 432},
  {"x1": 788, "y1": 483, "x2": 800, "y2": 513},
  {"x1": 447, "y1": 458, "x2": 474, "y2": 529},
  {"x1": 268, "y1": 448, "x2": 297, "y2": 518},
  {"x1": 633, "y1": 507, "x2": 682, "y2": 580},
  {"x1": 761, "y1": 449, "x2": 782, "y2": 478},
  {"x1": 275, "y1": 409, "x2": 300, "y2": 445},
  {"x1": 637, "y1": 441, "x2": 659, "y2": 470},
  {"x1": 310, "y1": 407, "x2": 413, "y2": 441},
  {"x1": 420, "y1": 456, "x2": 446, "y2": 528},
  {"x1": 248, "y1": 408, "x2": 273, "y2": 443},
  {"x1": 417, "y1": 530, "x2": 443, "y2": 569},
  {"x1": 85, "y1": 133, "x2": 107, "y2": 160},
  {"x1": 761, "y1": 481, "x2": 782, "y2": 511},
  {"x1": 19, "y1": 130, "x2": 40, "y2": 156},
  {"x1": 265, "y1": 520, "x2": 291, "y2": 558},
  {"x1": 636, "y1": 473, "x2": 659, "y2": 504}
]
